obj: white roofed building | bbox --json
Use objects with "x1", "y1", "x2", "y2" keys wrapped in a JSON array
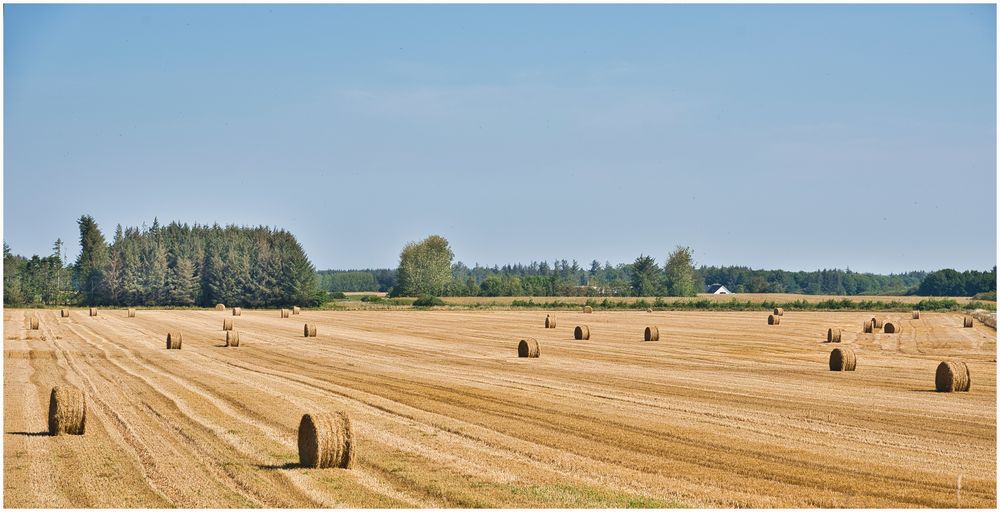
[{"x1": 705, "y1": 283, "x2": 732, "y2": 294}]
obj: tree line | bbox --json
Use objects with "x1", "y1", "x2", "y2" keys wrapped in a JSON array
[
  {"x1": 916, "y1": 267, "x2": 996, "y2": 297},
  {"x1": 6, "y1": 226, "x2": 995, "y2": 306},
  {"x1": 697, "y1": 266, "x2": 927, "y2": 295},
  {"x1": 320, "y1": 240, "x2": 701, "y2": 298},
  {"x1": 4, "y1": 215, "x2": 320, "y2": 307},
  {"x1": 318, "y1": 235, "x2": 995, "y2": 298},
  {"x1": 3, "y1": 240, "x2": 72, "y2": 306},
  {"x1": 316, "y1": 269, "x2": 397, "y2": 293}
]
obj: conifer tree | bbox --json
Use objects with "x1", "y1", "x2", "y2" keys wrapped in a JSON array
[{"x1": 74, "y1": 215, "x2": 109, "y2": 305}]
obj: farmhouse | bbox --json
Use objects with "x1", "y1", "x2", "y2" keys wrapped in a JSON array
[{"x1": 705, "y1": 283, "x2": 732, "y2": 294}]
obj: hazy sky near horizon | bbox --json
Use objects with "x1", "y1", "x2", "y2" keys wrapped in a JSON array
[{"x1": 4, "y1": 4, "x2": 996, "y2": 273}]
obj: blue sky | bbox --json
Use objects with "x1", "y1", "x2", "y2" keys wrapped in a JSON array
[{"x1": 4, "y1": 4, "x2": 996, "y2": 273}]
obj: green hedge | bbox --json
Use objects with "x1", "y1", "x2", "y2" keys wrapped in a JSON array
[{"x1": 507, "y1": 297, "x2": 995, "y2": 312}]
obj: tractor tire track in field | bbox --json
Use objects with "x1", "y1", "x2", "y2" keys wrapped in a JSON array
[
  {"x1": 67, "y1": 313, "x2": 439, "y2": 507},
  {"x1": 86, "y1": 312, "x2": 704, "y2": 504},
  {"x1": 87, "y1": 316, "x2": 547, "y2": 506},
  {"x1": 55, "y1": 323, "x2": 251, "y2": 507},
  {"x1": 63, "y1": 322, "x2": 321, "y2": 508},
  {"x1": 143, "y1": 322, "x2": 992, "y2": 506},
  {"x1": 5, "y1": 310, "x2": 174, "y2": 508},
  {"x1": 201, "y1": 310, "x2": 994, "y2": 476},
  {"x1": 4, "y1": 308, "x2": 996, "y2": 508},
  {"x1": 84, "y1": 310, "x2": 1000, "y2": 506},
  {"x1": 65, "y1": 318, "x2": 420, "y2": 508},
  {"x1": 6, "y1": 321, "x2": 71, "y2": 507}
]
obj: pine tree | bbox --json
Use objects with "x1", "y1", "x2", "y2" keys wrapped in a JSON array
[
  {"x1": 105, "y1": 228, "x2": 124, "y2": 305},
  {"x1": 50, "y1": 239, "x2": 69, "y2": 305},
  {"x1": 165, "y1": 256, "x2": 197, "y2": 305},
  {"x1": 4, "y1": 242, "x2": 25, "y2": 305},
  {"x1": 74, "y1": 215, "x2": 109, "y2": 305},
  {"x1": 143, "y1": 242, "x2": 168, "y2": 305},
  {"x1": 121, "y1": 231, "x2": 143, "y2": 305},
  {"x1": 201, "y1": 249, "x2": 226, "y2": 306},
  {"x1": 630, "y1": 255, "x2": 661, "y2": 296},
  {"x1": 55, "y1": 216, "x2": 319, "y2": 307}
]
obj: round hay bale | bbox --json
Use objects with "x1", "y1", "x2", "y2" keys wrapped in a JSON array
[
  {"x1": 829, "y1": 347, "x2": 857, "y2": 371},
  {"x1": 226, "y1": 331, "x2": 240, "y2": 347},
  {"x1": 863, "y1": 320, "x2": 873, "y2": 333},
  {"x1": 574, "y1": 325, "x2": 590, "y2": 340},
  {"x1": 89, "y1": 308, "x2": 98, "y2": 317},
  {"x1": 304, "y1": 323, "x2": 317, "y2": 337},
  {"x1": 280, "y1": 309, "x2": 290, "y2": 318},
  {"x1": 646, "y1": 308, "x2": 653, "y2": 313},
  {"x1": 29, "y1": 317, "x2": 39, "y2": 330},
  {"x1": 871, "y1": 317, "x2": 883, "y2": 329},
  {"x1": 963, "y1": 316, "x2": 974, "y2": 328},
  {"x1": 544, "y1": 316, "x2": 556, "y2": 328},
  {"x1": 215, "y1": 303, "x2": 225, "y2": 311},
  {"x1": 60, "y1": 309, "x2": 70, "y2": 318},
  {"x1": 293, "y1": 306, "x2": 301, "y2": 315},
  {"x1": 827, "y1": 328, "x2": 842, "y2": 343},
  {"x1": 768, "y1": 314, "x2": 780, "y2": 325},
  {"x1": 912, "y1": 311, "x2": 920, "y2": 320},
  {"x1": 166, "y1": 332, "x2": 182, "y2": 350},
  {"x1": 935, "y1": 361, "x2": 971, "y2": 392},
  {"x1": 883, "y1": 322, "x2": 901, "y2": 334},
  {"x1": 232, "y1": 307, "x2": 242, "y2": 317},
  {"x1": 127, "y1": 308, "x2": 136, "y2": 318},
  {"x1": 773, "y1": 307, "x2": 784, "y2": 316},
  {"x1": 644, "y1": 326, "x2": 659, "y2": 341},
  {"x1": 517, "y1": 338, "x2": 540, "y2": 358},
  {"x1": 223, "y1": 318, "x2": 234, "y2": 331},
  {"x1": 583, "y1": 305, "x2": 593, "y2": 314},
  {"x1": 298, "y1": 412, "x2": 354, "y2": 468},
  {"x1": 48, "y1": 385, "x2": 86, "y2": 435}
]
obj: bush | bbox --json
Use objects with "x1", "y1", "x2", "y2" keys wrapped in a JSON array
[
  {"x1": 359, "y1": 295, "x2": 383, "y2": 303},
  {"x1": 973, "y1": 291, "x2": 997, "y2": 301},
  {"x1": 964, "y1": 300, "x2": 997, "y2": 312},
  {"x1": 503, "y1": 297, "x2": 982, "y2": 312},
  {"x1": 413, "y1": 295, "x2": 445, "y2": 307},
  {"x1": 309, "y1": 288, "x2": 329, "y2": 307},
  {"x1": 329, "y1": 291, "x2": 347, "y2": 300},
  {"x1": 914, "y1": 298, "x2": 960, "y2": 311}
]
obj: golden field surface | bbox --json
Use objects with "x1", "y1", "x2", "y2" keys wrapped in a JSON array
[{"x1": 4, "y1": 308, "x2": 997, "y2": 508}]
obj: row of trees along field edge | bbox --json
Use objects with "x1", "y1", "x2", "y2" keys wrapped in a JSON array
[
  {"x1": 321, "y1": 235, "x2": 995, "y2": 299},
  {"x1": 5, "y1": 227, "x2": 996, "y2": 306}
]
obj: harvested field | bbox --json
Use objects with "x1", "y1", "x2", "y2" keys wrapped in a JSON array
[{"x1": 4, "y1": 308, "x2": 996, "y2": 507}]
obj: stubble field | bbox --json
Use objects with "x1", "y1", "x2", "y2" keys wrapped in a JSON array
[{"x1": 3, "y1": 307, "x2": 996, "y2": 507}]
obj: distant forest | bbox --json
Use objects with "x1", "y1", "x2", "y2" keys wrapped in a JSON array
[
  {"x1": 4, "y1": 221, "x2": 995, "y2": 306},
  {"x1": 4, "y1": 216, "x2": 319, "y2": 307},
  {"x1": 317, "y1": 262, "x2": 996, "y2": 298}
]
